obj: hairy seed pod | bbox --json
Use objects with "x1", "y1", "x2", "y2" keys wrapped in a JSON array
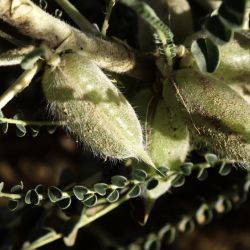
[
  {"x1": 42, "y1": 53, "x2": 154, "y2": 167},
  {"x1": 131, "y1": 88, "x2": 189, "y2": 199},
  {"x1": 187, "y1": 113, "x2": 250, "y2": 162},
  {"x1": 148, "y1": 99, "x2": 189, "y2": 170},
  {"x1": 214, "y1": 31, "x2": 250, "y2": 85},
  {"x1": 174, "y1": 68, "x2": 250, "y2": 161},
  {"x1": 230, "y1": 84, "x2": 250, "y2": 104},
  {"x1": 132, "y1": 88, "x2": 189, "y2": 170}
]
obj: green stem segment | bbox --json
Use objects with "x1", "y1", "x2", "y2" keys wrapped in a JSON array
[
  {"x1": 101, "y1": 0, "x2": 117, "y2": 36},
  {"x1": 0, "y1": 117, "x2": 64, "y2": 127},
  {"x1": 22, "y1": 194, "x2": 130, "y2": 250},
  {"x1": 120, "y1": 0, "x2": 175, "y2": 66},
  {"x1": 54, "y1": 0, "x2": 99, "y2": 35}
]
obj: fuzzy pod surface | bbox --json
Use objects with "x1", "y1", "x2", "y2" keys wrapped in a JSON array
[
  {"x1": 132, "y1": 88, "x2": 189, "y2": 170},
  {"x1": 188, "y1": 113, "x2": 250, "y2": 162},
  {"x1": 214, "y1": 32, "x2": 250, "y2": 85},
  {"x1": 42, "y1": 53, "x2": 154, "y2": 166},
  {"x1": 174, "y1": 68, "x2": 250, "y2": 162},
  {"x1": 131, "y1": 88, "x2": 189, "y2": 200}
]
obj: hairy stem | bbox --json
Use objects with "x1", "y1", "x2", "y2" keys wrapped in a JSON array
[
  {"x1": 0, "y1": 29, "x2": 26, "y2": 46},
  {"x1": 0, "y1": 46, "x2": 35, "y2": 66},
  {"x1": 0, "y1": 61, "x2": 42, "y2": 109},
  {"x1": 54, "y1": 0, "x2": 99, "y2": 35},
  {"x1": 0, "y1": 0, "x2": 155, "y2": 81},
  {"x1": 0, "y1": 192, "x2": 21, "y2": 199},
  {"x1": 0, "y1": 117, "x2": 64, "y2": 126},
  {"x1": 22, "y1": 194, "x2": 130, "y2": 250},
  {"x1": 101, "y1": 0, "x2": 116, "y2": 36}
]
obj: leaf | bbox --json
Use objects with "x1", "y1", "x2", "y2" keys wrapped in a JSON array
[
  {"x1": 13, "y1": 114, "x2": 27, "y2": 137},
  {"x1": 35, "y1": 184, "x2": 45, "y2": 194},
  {"x1": 73, "y1": 186, "x2": 88, "y2": 200},
  {"x1": 25, "y1": 189, "x2": 40, "y2": 205},
  {"x1": 218, "y1": 162, "x2": 231, "y2": 176},
  {"x1": 94, "y1": 183, "x2": 108, "y2": 196},
  {"x1": 144, "y1": 234, "x2": 161, "y2": 250},
  {"x1": 48, "y1": 186, "x2": 63, "y2": 203},
  {"x1": 11, "y1": 181, "x2": 24, "y2": 194},
  {"x1": 178, "y1": 217, "x2": 195, "y2": 233},
  {"x1": 157, "y1": 166, "x2": 169, "y2": 176},
  {"x1": 158, "y1": 224, "x2": 176, "y2": 245},
  {"x1": 82, "y1": 194, "x2": 97, "y2": 207},
  {"x1": 128, "y1": 184, "x2": 142, "y2": 198},
  {"x1": 204, "y1": 153, "x2": 218, "y2": 166},
  {"x1": 111, "y1": 175, "x2": 128, "y2": 188},
  {"x1": 171, "y1": 175, "x2": 185, "y2": 188},
  {"x1": 8, "y1": 200, "x2": 19, "y2": 211},
  {"x1": 47, "y1": 125, "x2": 57, "y2": 134},
  {"x1": 57, "y1": 197, "x2": 71, "y2": 210},
  {"x1": 214, "y1": 196, "x2": 232, "y2": 213},
  {"x1": 205, "y1": 15, "x2": 233, "y2": 44},
  {"x1": 146, "y1": 178, "x2": 159, "y2": 190},
  {"x1": 106, "y1": 189, "x2": 119, "y2": 203},
  {"x1": 0, "y1": 182, "x2": 4, "y2": 193},
  {"x1": 197, "y1": 168, "x2": 208, "y2": 181},
  {"x1": 180, "y1": 162, "x2": 193, "y2": 176},
  {"x1": 195, "y1": 204, "x2": 213, "y2": 225},
  {"x1": 132, "y1": 169, "x2": 148, "y2": 182},
  {"x1": 244, "y1": 179, "x2": 250, "y2": 192},
  {"x1": 0, "y1": 110, "x2": 8, "y2": 134},
  {"x1": 191, "y1": 38, "x2": 220, "y2": 73},
  {"x1": 30, "y1": 126, "x2": 40, "y2": 137}
]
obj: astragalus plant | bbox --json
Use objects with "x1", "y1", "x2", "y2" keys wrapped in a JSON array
[{"x1": 0, "y1": 0, "x2": 249, "y2": 249}]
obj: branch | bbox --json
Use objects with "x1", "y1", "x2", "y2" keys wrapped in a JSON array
[
  {"x1": 22, "y1": 194, "x2": 130, "y2": 250},
  {"x1": 101, "y1": 0, "x2": 116, "y2": 36},
  {"x1": 54, "y1": 0, "x2": 99, "y2": 35},
  {"x1": 0, "y1": 45, "x2": 34, "y2": 66},
  {"x1": 0, "y1": 0, "x2": 155, "y2": 81},
  {"x1": 0, "y1": 61, "x2": 42, "y2": 109}
]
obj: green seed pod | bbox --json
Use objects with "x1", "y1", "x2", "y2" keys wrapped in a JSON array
[
  {"x1": 131, "y1": 88, "x2": 189, "y2": 200},
  {"x1": 42, "y1": 53, "x2": 154, "y2": 167},
  {"x1": 174, "y1": 68, "x2": 250, "y2": 162},
  {"x1": 146, "y1": 97, "x2": 189, "y2": 200},
  {"x1": 132, "y1": 88, "x2": 189, "y2": 171},
  {"x1": 214, "y1": 31, "x2": 250, "y2": 84},
  {"x1": 187, "y1": 113, "x2": 250, "y2": 162},
  {"x1": 230, "y1": 84, "x2": 250, "y2": 104},
  {"x1": 161, "y1": 80, "x2": 190, "y2": 170}
]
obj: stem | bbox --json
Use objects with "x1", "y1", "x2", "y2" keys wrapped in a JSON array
[
  {"x1": 0, "y1": 0, "x2": 155, "y2": 81},
  {"x1": 22, "y1": 231, "x2": 62, "y2": 250},
  {"x1": 0, "y1": 62, "x2": 42, "y2": 110},
  {"x1": 22, "y1": 194, "x2": 130, "y2": 250},
  {"x1": 0, "y1": 117, "x2": 64, "y2": 126},
  {"x1": 0, "y1": 192, "x2": 21, "y2": 199},
  {"x1": 54, "y1": 0, "x2": 99, "y2": 35},
  {"x1": 121, "y1": 0, "x2": 175, "y2": 67},
  {"x1": 101, "y1": 0, "x2": 116, "y2": 36},
  {"x1": 0, "y1": 29, "x2": 26, "y2": 46},
  {"x1": 0, "y1": 46, "x2": 35, "y2": 67}
]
